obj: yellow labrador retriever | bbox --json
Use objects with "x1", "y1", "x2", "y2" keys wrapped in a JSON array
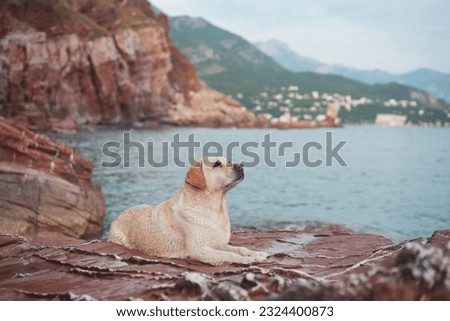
[{"x1": 108, "y1": 156, "x2": 268, "y2": 265}]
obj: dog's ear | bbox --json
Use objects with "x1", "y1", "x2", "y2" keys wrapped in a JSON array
[{"x1": 185, "y1": 160, "x2": 207, "y2": 190}]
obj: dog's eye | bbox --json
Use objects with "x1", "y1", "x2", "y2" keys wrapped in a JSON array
[{"x1": 213, "y1": 160, "x2": 222, "y2": 168}]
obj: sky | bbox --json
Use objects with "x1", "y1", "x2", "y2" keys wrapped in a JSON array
[{"x1": 151, "y1": 0, "x2": 450, "y2": 74}]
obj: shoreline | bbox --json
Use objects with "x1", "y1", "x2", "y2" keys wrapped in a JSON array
[{"x1": 42, "y1": 122, "x2": 450, "y2": 136}]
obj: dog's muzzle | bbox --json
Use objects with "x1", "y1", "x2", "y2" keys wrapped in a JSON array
[
  {"x1": 233, "y1": 162, "x2": 245, "y2": 181},
  {"x1": 225, "y1": 163, "x2": 244, "y2": 189}
]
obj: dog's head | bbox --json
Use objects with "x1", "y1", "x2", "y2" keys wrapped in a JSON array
[{"x1": 185, "y1": 156, "x2": 244, "y2": 192}]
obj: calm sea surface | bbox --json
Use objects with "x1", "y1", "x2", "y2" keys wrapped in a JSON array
[{"x1": 50, "y1": 126, "x2": 450, "y2": 242}]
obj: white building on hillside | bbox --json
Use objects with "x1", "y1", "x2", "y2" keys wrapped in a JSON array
[{"x1": 375, "y1": 114, "x2": 407, "y2": 126}]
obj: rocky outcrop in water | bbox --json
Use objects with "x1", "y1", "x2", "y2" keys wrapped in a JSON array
[
  {"x1": 0, "y1": 116, "x2": 105, "y2": 239},
  {"x1": 0, "y1": 0, "x2": 258, "y2": 130},
  {"x1": 0, "y1": 227, "x2": 448, "y2": 300}
]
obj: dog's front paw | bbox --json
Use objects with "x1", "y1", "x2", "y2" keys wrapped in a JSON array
[
  {"x1": 237, "y1": 255, "x2": 257, "y2": 265},
  {"x1": 252, "y1": 251, "x2": 269, "y2": 262}
]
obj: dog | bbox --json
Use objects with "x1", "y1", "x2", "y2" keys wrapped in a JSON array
[{"x1": 108, "y1": 156, "x2": 269, "y2": 266}]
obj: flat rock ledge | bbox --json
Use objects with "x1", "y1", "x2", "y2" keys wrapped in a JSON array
[{"x1": 0, "y1": 227, "x2": 449, "y2": 300}]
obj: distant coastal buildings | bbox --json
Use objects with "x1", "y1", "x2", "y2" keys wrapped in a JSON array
[{"x1": 243, "y1": 86, "x2": 450, "y2": 127}]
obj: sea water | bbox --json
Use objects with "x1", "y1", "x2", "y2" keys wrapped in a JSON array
[{"x1": 50, "y1": 125, "x2": 450, "y2": 242}]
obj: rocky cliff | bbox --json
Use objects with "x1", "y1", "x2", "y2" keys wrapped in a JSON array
[
  {"x1": 0, "y1": 227, "x2": 448, "y2": 300},
  {"x1": 0, "y1": 0, "x2": 258, "y2": 130},
  {"x1": 0, "y1": 116, "x2": 105, "y2": 239}
]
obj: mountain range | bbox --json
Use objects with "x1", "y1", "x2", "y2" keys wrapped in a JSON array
[
  {"x1": 168, "y1": 16, "x2": 438, "y2": 106},
  {"x1": 255, "y1": 39, "x2": 450, "y2": 102},
  {"x1": 167, "y1": 15, "x2": 449, "y2": 124}
]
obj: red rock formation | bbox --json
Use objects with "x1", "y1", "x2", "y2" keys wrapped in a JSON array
[
  {"x1": 277, "y1": 229, "x2": 450, "y2": 300},
  {"x1": 0, "y1": 0, "x2": 257, "y2": 130},
  {"x1": 0, "y1": 116, "x2": 105, "y2": 239},
  {"x1": 0, "y1": 227, "x2": 448, "y2": 300}
]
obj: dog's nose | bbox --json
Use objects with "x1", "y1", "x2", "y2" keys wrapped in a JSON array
[{"x1": 233, "y1": 162, "x2": 244, "y2": 169}]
